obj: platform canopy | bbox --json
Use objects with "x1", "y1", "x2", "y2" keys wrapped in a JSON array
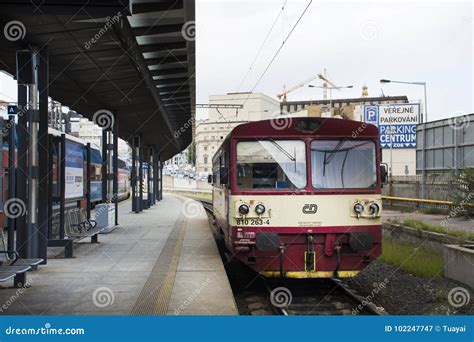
[{"x1": 0, "y1": 0, "x2": 195, "y2": 160}]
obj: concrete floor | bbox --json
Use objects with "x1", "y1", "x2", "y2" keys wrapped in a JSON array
[{"x1": 0, "y1": 194, "x2": 237, "y2": 315}]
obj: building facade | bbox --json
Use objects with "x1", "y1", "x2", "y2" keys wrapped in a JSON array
[
  {"x1": 70, "y1": 117, "x2": 131, "y2": 161},
  {"x1": 195, "y1": 92, "x2": 280, "y2": 176},
  {"x1": 281, "y1": 96, "x2": 409, "y2": 121}
]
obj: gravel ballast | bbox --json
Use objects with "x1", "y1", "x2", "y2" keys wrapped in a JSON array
[{"x1": 342, "y1": 260, "x2": 474, "y2": 315}]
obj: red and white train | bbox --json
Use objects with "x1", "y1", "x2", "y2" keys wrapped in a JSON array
[{"x1": 211, "y1": 117, "x2": 386, "y2": 278}]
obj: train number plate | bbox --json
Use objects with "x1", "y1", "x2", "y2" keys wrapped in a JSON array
[{"x1": 235, "y1": 218, "x2": 270, "y2": 226}]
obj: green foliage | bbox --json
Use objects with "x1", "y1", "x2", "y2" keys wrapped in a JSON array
[
  {"x1": 380, "y1": 237, "x2": 444, "y2": 278},
  {"x1": 398, "y1": 219, "x2": 474, "y2": 241},
  {"x1": 450, "y1": 168, "x2": 474, "y2": 216},
  {"x1": 187, "y1": 142, "x2": 196, "y2": 166}
]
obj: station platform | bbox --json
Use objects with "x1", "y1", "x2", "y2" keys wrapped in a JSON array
[{"x1": 0, "y1": 195, "x2": 237, "y2": 315}]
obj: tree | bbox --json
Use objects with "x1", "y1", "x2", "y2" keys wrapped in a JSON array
[
  {"x1": 187, "y1": 142, "x2": 196, "y2": 166},
  {"x1": 450, "y1": 168, "x2": 474, "y2": 217}
]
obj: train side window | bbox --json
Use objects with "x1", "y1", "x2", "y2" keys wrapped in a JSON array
[
  {"x1": 219, "y1": 153, "x2": 228, "y2": 186},
  {"x1": 212, "y1": 156, "x2": 220, "y2": 186}
]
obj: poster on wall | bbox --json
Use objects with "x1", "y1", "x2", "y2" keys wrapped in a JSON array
[
  {"x1": 142, "y1": 163, "x2": 148, "y2": 200},
  {"x1": 364, "y1": 104, "x2": 420, "y2": 148},
  {"x1": 65, "y1": 141, "x2": 84, "y2": 199}
]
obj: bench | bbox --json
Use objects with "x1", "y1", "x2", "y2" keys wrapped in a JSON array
[
  {"x1": 66, "y1": 208, "x2": 101, "y2": 238},
  {"x1": 49, "y1": 207, "x2": 104, "y2": 258},
  {"x1": 0, "y1": 233, "x2": 43, "y2": 287}
]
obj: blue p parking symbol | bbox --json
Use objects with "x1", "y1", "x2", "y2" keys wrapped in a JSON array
[{"x1": 364, "y1": 106, "x2": 379, "y2": 126}]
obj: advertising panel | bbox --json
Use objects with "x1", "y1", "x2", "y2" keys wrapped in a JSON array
[
  {"x1": 65, "y1": 141, "x2": 84, "y2": 199},
  {"x1": 142, "y1": 163, "x2": 148, "y2": 200}
]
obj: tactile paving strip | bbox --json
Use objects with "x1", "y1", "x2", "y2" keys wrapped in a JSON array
[{"x1": 131, "y1": 214, "x2": 187, "y2": 315}]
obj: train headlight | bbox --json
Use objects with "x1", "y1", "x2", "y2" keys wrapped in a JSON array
[
  {"x1": 238, "y1": 203, "x2": 250, "y2": 215},
  {"x1": 369, "y1": 202, "x2": 380, "y2": 215},
  {"x1": 255, "y1": 204, "x2": 266, "y2": 215},
  {"x1": 353, "y1": 203, "x2": 364, "y2": 214}
]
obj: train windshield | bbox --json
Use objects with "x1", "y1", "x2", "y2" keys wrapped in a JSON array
[
  {"x1": 311, "y1": 140, "x2": 377, "y2": 189},
  {"x1": 236, "y1": 140, "x2": 306, "y2": 190}
]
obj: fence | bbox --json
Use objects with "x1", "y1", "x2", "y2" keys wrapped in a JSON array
[
  {"x1": 382, "y1": 174, "x2": 454, "y2": 201},
  {"x1": 163, "y1": 176, "x2": 212, "y2": 193}
]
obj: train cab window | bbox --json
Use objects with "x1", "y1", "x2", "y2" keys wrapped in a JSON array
[
  {"x1": 311, "y1": 140, "x2": 377, "y2": 189},
  {"x1": 236, "y1": 140, "x2": 306, "y2": 190}
]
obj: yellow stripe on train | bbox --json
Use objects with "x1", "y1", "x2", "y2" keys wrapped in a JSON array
[{"x1": 260, "y1": 271, "x2": 360, "y2": 278}]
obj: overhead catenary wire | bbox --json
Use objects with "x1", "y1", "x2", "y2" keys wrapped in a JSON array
[
  {"x1": 241, "y1": 0, "x2": 313, "y2": 107},
  {"x1": 235, "y1": 0, "x2": 288, "y2": 92}
]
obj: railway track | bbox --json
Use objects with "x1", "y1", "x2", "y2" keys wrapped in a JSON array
[
  {"x1": 196, "y1": 198, "x2": 387, "y2": 316},
  {"x1": 263, "y1": 278, "x2": 387, "y2": 316}
]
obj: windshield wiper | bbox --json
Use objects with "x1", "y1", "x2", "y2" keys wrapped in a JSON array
[
  {"x1": 324, "y1": 139, "x2": 346, "y2": 165},
  {"x1": 268, "y1": 138, "x2": 296, "y2": 161}
]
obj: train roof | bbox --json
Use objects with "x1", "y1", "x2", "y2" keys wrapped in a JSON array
[{"x1": 229, "y1": 117, "x2": 379, "y2": 139}]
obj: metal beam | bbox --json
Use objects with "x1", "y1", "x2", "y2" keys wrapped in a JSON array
[
  {"x1": 37, "y1": 46, "x2": 49, "y2": 264},
  {"x1": 131, "y1": 135, "x2": 138, "y2": 213},
  {"x1": 86, "y1": 143, "x2": 91, "y2": 222},
  {"x1": 16, "y1": 73, "x2": 28, "y2": 257},
  {"x1": 151, "y1": 68, "x2": 188, "y2": 77},
  {"x1": 139, "y1": 42, "x2": 187, "y2": 53},
  {"x1": 146, "y1": 55, "x2": 187, "y2": 66},
  {"x1": 112, "y1": 16, "x2": 182, "y2": 153},
  {"x1": 113, "y1": 113, "x2": 119, "y2": 225},
  {"x1": 133, "y1": 24, "x2": 184, "y2": 37},
  {"x1": 59, "y1": 134, "x2": 66, "y2": 240},
  {"x1": 139, "y1": 134, "x2": 144, "y2": 212},
  {"x1": 7, "y1": 115, "x2": 15, "y2": 254},
  {"x1": 132, "y1": 0, "x2": 183, "y2": 14}
]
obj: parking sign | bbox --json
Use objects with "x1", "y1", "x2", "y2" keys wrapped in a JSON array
[
  {"x1": 364, "y1": 104, "x2": 420, "y2": 149},
  {"x1": 364, "y1": 106, "x2": 379, "y2": 126}
]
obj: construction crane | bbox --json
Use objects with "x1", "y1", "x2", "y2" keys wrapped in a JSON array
[{"x1": 276, "y1": 74, "x2": 321, "y2": 103}]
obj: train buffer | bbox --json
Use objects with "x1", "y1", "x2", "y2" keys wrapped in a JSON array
[{"x1": 0, "y1": 195, "x2": 238, "y2": 315}]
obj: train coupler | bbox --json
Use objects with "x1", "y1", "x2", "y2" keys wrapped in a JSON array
[{"x1": 305, "y1": 235, "x2": 316, "y2": 272}]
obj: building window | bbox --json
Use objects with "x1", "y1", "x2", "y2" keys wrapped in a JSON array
[
  {"x1": 204, "y1": 146, "x2": 208, "y2": 151},
  {"x1": 204, "y1": 156, "x2": 208, "y2": 164}
]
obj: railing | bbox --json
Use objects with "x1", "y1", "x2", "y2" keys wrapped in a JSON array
[{"x1": 382, "y1": 196, "x2": 474, "y2": 209}]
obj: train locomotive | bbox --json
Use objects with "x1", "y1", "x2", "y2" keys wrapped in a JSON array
[{"x1": 210, "y1": 117, "x2": 386, "y2": 278}]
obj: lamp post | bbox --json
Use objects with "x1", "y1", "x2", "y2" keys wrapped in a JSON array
[
  {"x1": 380, "y1": 79, "x2": 427, "y2": 123},
  {"x1": 380, "y1": 79, "x2": 428, "y2": 198},
  {"x1": 308, "y1": 84, "x2": 353, "y2": 115}
]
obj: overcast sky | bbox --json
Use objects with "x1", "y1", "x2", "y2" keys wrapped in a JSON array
[
  {"x1": 196, "y1": 0, "x2": 473, "y2": 121},
  {"x1": 0, "y1": 1, "x2": 472, "y2": 123}
]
